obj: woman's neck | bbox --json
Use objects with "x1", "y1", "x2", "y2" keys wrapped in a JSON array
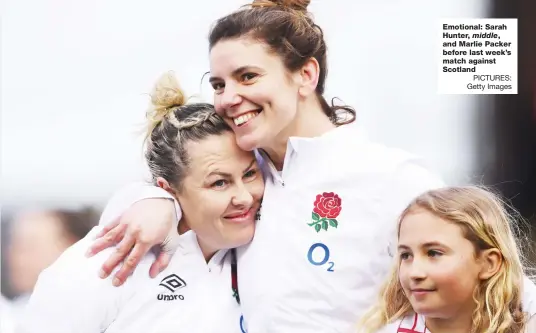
[
  {"x1": 262, "y1": 99, "x2": 336, "y2": 170},
  {"x1": 198, "y1": 241, "x2": 217, "y2": 263}
]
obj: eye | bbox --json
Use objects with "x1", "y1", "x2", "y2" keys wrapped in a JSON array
[
  {"x1": 241, "y1": 72, "x2": 258, "y2": 82},
  {"x1": 244, "y1": 169, "x2": 257, "y2": 179},
  {"x1": 428, "y1": 250, "x2": 443, "y2": 258},
  {"x1": 211, "y1": 179, "x2": 228, "y2": 188},
  {"x1": 399, "y1": 252, "x2": 412, "y2": 260},
  {"x1": 211, "y1": 82, "x2": 225, "y2": 93}
]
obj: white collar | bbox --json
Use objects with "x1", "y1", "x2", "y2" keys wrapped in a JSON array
[
  {"x1": 255, "y1": 123, "x2": 366, "y2": 179},
  {"x1": 170, "y1": 230, "x2": 228, "y2": 266}
]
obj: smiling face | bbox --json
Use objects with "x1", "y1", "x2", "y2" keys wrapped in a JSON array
[
  {"x1": 397, "y1": 209, "x2": 482, "y2": 318},
  {"x1": 177, "y1": 131, "x2": 265, "y2": 255},
  {"x1": 209, "y1": 38, "x2": 303, "y2": 152}
]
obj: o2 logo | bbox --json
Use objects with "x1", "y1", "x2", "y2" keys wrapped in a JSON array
[
  {"x1": 307, "y1": 243, "x2": 334, "y2": 272},
  {"x1": 240, "y1": 315, "x2": 247, "y2": 333}
]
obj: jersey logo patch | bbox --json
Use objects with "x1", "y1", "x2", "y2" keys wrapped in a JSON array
[
  {"x1": 159, "y1": 274, "x2": 186, "y2": 292},
  {"x1": 157, "y1": 274, "x2": 187, "y2": 301},
  {"x1": 308, "y1": 192, "x2": 342, "y2": 232}
]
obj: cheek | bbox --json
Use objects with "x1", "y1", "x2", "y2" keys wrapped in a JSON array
[
  {"x1": 253, "y1": 77, "x2": 296, "y2": 106},
  {"x1": 398, "y1": 263, "x2": 411, "y2": 290},
  {"x1": 248, "y1": 178, "x2": 265, "y2": 200},
  {"x1": 182, "y1": 192, "x2": 228, "y2": 229},
  {"x1": 200, "y1": 194, "x2": 229, "y2": 223},
  {"x1": 213, "y1": 95, "x2": 225, "y2": 115},
  {"x1": 272, "y1": 91, "x2": 300, "y2": 119},
  {"x1": 242, "y1": 86, "x2": 272, "y2": 107},
  {"x1": 431, "y1": 259, "x2": 479, "y2": 294}
]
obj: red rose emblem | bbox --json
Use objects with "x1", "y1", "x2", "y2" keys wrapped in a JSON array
[
  {"x1": 309, "y1": 192, "x2": 342, "y2": 232},
  {"x1": 313, "y1": 192, "x2": 342, "y2": 219}
]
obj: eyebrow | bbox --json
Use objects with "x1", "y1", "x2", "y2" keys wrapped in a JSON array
[
  {"x1": 398, "y1": 241, "x2": 445, "y2": 250},
  {"x1": 206, "y1": 158, "x2": 256, "y2": 178},
  {"x1": 208, "y1": 66, "x2": 261, "y2": 84}
]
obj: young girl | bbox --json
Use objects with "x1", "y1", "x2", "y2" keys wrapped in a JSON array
[{"x1": 358, "y1": 186, "x2": 536, "y2": 333}]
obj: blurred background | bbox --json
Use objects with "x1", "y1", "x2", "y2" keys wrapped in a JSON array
[{"x1": 1, "y1": 0, "x2": 535, "y2": 329}]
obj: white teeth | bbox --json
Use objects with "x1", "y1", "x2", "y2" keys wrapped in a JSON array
[{"x1": 233, "y1": 111, "x2": 258, "y2": 126}]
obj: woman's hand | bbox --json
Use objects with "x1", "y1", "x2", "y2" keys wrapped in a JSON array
[{"x1": 86, "y1": 198, "x2": 179, "y2": 286}]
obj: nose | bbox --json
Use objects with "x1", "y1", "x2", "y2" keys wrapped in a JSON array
[
  {"x1": 232, "y1": 182, "x2": 254, "y2": 208},
  {"x1": 408, "y1": 257, "x2": 427, "y2": 280},
  {"x1": 219, "y1": 84, "x2": 242, "y2": 111}
]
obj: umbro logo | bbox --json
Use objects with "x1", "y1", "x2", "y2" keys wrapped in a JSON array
[
  {"x1": 157, "y1": 274, "x2": 186, "y2": 301},
  {"x1": 159, "y1": 274, "x2": 186, "y2": 292}
]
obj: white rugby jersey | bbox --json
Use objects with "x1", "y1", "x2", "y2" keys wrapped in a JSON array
[
  {"x1": 235, "y1": 125, "x2": 446, "y2": 332},
  {"x1": 83, "y1": 124, "x2": 536, "y2": 332},
  {"x1": 19, "y1": 228, "x2": 243, "y2": 333}
]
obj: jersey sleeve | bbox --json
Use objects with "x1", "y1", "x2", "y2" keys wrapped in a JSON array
[
  {"x1": 99, "y1": 182, "x2": 182, "y2": 226},
  {"x1": 17, "y1": 228, "x2": 130, "y2": 333}
]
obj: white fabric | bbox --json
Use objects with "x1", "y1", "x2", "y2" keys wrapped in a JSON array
[
  {"x1": 524, "y1": 276, "x2": 536, "y2": 316},
  {"x1": 1, "y1": 295, "x2": 16, "y2": 333},
  {"x1": 527, "y1": 314, "x2": 536, "y2": 333},
  {"x1": 378, "y1": 314, "x2": 428, "y2": 333},
  {"x1": 18, "y1": 226, "x2": 243, "y2": 333}
]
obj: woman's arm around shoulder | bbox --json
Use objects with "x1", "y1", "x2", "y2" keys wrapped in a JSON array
[{"x1": 87, "y1": 182, "x2": 181, "y2": 286}]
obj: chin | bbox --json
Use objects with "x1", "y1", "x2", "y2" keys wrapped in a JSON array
[
  {"x1": 236, "y1": 136, "x2": 259, "y2": 152},
  {"x1": 411, "y1": 304, "x2": 441, "y2": 317},
  {"x1": 237, "y1": 139, "x2": 258, "y2": 151},
  {"x1": 224, "y1": 226, "x2": 255, "y2": 249}
]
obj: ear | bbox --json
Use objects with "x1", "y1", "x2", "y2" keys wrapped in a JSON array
[
  {"x1": 297, "y1": 57, "x2": 320, "y2": 98},
  {"x1": 156, "y1": 177, "x2": 177, "y2": 197},
  {"x1": 478, "y1": 248, "x2": 502, "y2": 280}
]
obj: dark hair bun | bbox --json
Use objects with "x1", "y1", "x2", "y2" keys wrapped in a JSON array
[{"x1": 251, "y1": 0, "x2": 310, "y2": 13}]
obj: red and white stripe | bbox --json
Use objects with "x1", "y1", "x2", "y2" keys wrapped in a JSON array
[{"x1": 396, "y1": 313, "x2": 429, "y2": 333}]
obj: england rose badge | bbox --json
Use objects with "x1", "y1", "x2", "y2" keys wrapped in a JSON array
[{"x1": 308, "y1": 192, "x2": 342, "y2": 232}]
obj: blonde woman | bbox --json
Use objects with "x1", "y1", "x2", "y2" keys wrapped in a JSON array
[
  {"x1": 358, "y1": 186, "x2": 536, "y2": 333},
  {"x1": 19, "y1": 72, "x2": 264, "y2": 333}
]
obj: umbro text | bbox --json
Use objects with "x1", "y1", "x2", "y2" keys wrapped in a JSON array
[{"x1": 157, "y1": 294, "x2": 185, "y2": 301}]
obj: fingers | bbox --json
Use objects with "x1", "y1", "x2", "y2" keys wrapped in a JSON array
[
  {"x1": 98, "y1": 231, "x2": 135, "y2": 281},
  {"x1": 112, "y1": 243, "x2": 150, "y2": 286},
  {"x1": 95, "y1": 216, "x2": 120, "y2": 238},
  {"x1": 86, "y1": 222, "x2": 127, "y2": 257},
  {"x1": 149, "y1": 251, "x2": 171, "y2": 278}
]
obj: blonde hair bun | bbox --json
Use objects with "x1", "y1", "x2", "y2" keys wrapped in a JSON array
[
  {"x1": 145, "y1": 71, "x2": 187, "y2": 139},
  {"x1": 150, "y1": 71, "x2": 186, "y2": 114}
]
